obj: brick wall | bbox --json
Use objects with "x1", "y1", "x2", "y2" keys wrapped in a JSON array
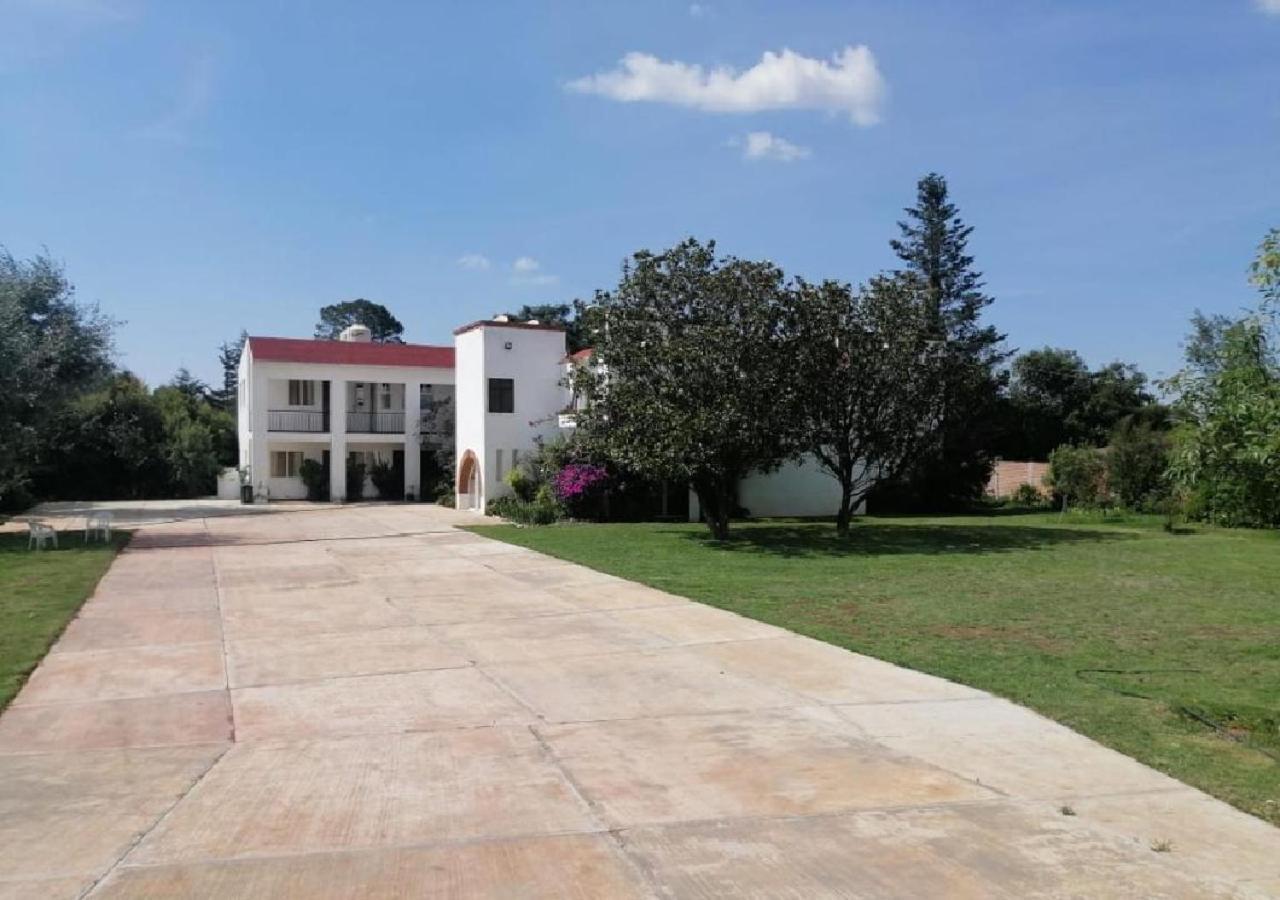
[{"x1": 986, "y1": 460, "x2": 1050, "y2": 497}]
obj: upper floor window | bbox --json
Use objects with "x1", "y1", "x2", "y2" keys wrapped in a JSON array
[
  {"x1": 379, "y1": 383, "x2": 393, "y2": 410},
  {"x1": 488, "y1": 378, "x2": 514, "y2": 414},
  {"x1": 288, "y1": 380, "x2": 315, "y2": 406}
]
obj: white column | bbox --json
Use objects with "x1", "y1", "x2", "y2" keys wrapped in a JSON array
[
  {"x1": 250, "y1": 368, "x2": 270, "y2": 500},
  {"x1": 404, "y1": 381, "x2": 421, "y2": 500},
  {"x1": 329, "y1": 380, "x2": 347, "y2": 502}
]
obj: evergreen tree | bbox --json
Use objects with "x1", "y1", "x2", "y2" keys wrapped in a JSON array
[
  {"x1": 873, "y1": 173, "x2": 1007, "y2": 509},
  {"x1": 212, "y1": 330, "x2": 247, "y2": 411}
]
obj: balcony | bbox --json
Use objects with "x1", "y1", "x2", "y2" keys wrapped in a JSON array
[
  {"x1": 268, "y1": 409, "x2": 328, "y2": 432},
  {"x1": 346, "y1": 411, "x2": 405, "y2": 434}
]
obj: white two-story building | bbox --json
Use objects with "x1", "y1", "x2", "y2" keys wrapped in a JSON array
[{"x1": 238, "y1": 317, "x2": 843, "y2": 516}]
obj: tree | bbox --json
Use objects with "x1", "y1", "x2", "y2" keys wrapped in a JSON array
[
  {"x1": 999, "y1": 348, "x2": 1091, "y2": 458},
  {"x1": 0, "y1": 249, "x2": 115, "y2": 509},
  {"x1": 1046, "y1": 445, "x2": 1106, "y2": 511},
  {"x1": 154, "y1": 371, "x2": 236, "y2": 496},
  {"x1": 35, "y1": 374, "x2": 170, "y2": 500},
  {"x1": 872, "y1": 173, "x2": 1007, "y2": 510},
  {"x1": 314, "y1": 299, "x2": 404, "y2": 342},
  {"x1": 505, "y1": 303, "x2": 590, "y2": 352},
  {"x1": 995, "y1": 348, "x2": 1161, "y2": 459},
  {"x1": 788, "y1": 274, "x2": 947, "y2": 534},
  {"x1": 572, "y1": 239, "x2": 793, "y2": 539},
  {"x1": 1165, "y1": 230, "x2": 1280, "y2": 526},
  {"x1": 1107, "y1": 419, "x2": 1170, "y2": 510},
  {"x1": 211, "y1": 330, "x2": 247, "y2": 411}
]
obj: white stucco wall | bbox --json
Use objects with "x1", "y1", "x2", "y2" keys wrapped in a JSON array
[
  {"x1": 454, "y1": 329, "x2": 486, "y2": 510},
  {"x1": 687, "y1": 455, "x2": 862, "y2": 521},
  {"x1": 263, "y1": 441, "x2": 325, "y2": 500},
  {"x1": 736, "y1": 455, "x2": 849, "y2": 518},
  {"x1": 454, "y1": 323, "x2": 568, "y2": 511},
  {"x1": 238, "y1": 344, "x2": 454, "y2": 502}
]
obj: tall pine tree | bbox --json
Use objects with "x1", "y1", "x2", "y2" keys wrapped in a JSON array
[{"x1": 872, "y1": 173, "x2": 1008, "y2": 510}]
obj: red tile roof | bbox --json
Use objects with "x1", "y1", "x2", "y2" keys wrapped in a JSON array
[
  {"x1": 564, "y1": 348, "x2": 595, "y2": 363},
  {"x1": 247, "y1": 336, "x2": 455, "y2": 368}
]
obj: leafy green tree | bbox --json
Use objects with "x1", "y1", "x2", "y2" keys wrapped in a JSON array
[
  {"x1": 1107, "y1": 419, "x2": 1170, "y2": 510},
  {"x1": 0, "y1": 249, "x2": 115, "y2": 509},
  {"x1": 1165, "y1": 230, "x2": 1280, "y2": 526},
  {"x1": 996, "y1": 348, "x2": 1160, "y2": 458},
  {"x1": 154, "y1": 372, "x2": 236, "y2": 496},
  {"x1": 315, "y1": 299, "x2": 404, "y2": 342},
  {"x1": 572, "y1": 239, "x2": 793, "y2": 539},
  {"x1": 787, "y1": 275, "x2": 947, "y2": 534},
  {"x1": 873, "y1": 173, "x2": 1007, "y2": 509},
  {"x1": 1046, "y1": 445, "x2": 1106, "y2": 511},
  {"x1": 36, "y1": 374, "x2": 171, "y2": 500},
  {"x1": 504, "y1": 303, "x2": 591, "y2": 352}
]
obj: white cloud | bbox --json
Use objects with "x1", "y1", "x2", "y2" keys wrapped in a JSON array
[
  {"x1": 1256, "y1": 0, "x2": 1280, "y2": 14},
  {"x1": 740, "y1": 130, "x2": 811, "y2": 162},
  {"x1": 457, "y1": 253, "x2": 491, "y2": 270},
  {"x1": 566, "y1": 46, "x2": 886, "y2": 125},
  {"x1": 688, "y1": 3, "x2": 708, "y2": 17},
  {"x1": 509, "y1": 256, "x2": 558, "y2": 286}
]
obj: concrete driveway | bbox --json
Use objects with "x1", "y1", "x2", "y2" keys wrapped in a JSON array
[{"x1": 1, "y1": 505, "x2": 1276, "y2": 898}]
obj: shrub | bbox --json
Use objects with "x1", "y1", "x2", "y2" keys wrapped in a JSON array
[
  {"x1": 552, "y1": 463, "x2": 609, "y2": 503},
  {"x1": 1011, "y1": 482, "x2": 1046, "y2": 507},
  {"x1": 368, "y1": 460, "x2": 403, "y2": 500},
  {"x1": 506, "y1": 466, "x2": 537, "y2": 502},
  {"x1": 435, "y1": 489, "x2": 455, "y2": 508},
  {"x1": 1107, "y1": 419, "x2": 1171, "y2": 510},
  {"x1": 486, "y1": 493, "x2": 561, "y2": 525},
  {"x1": 345, "y1": 459, "x2": 366, "y2": 501},
  {"x1": 1047, "y1": 445, "x2": 1107, "y2": 511},
  {"x1": 298, "y1": 458, "x2": 327, "y2": 501}
]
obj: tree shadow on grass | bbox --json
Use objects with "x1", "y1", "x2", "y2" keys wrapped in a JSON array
[{"x1": 672, "y1": 522, "x2": 1137, "y2": 559}]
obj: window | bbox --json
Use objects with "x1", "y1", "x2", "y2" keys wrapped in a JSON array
[
  {"x1": 488, "y1": 378, "x2": 514, "y2": 414},
  {"x1": 379, "y1": 383, "x2": 393, "y2": 410},
  {"x1": 287, "y1": 380, "x2": 315, "y2": 406},
  {"x1": 270, "y1": 451, "x2": 304, "y2": 478}
]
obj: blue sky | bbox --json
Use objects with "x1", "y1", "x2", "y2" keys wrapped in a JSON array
[{"x1": 2, "y1": 0, "x2": 1277, "y2": 388}]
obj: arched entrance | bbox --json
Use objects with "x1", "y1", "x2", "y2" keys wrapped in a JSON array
[{"x1": 456, "y1": 449, "x2": 481, "y2": 510}]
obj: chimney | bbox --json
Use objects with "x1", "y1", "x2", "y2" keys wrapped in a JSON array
[{"x1": 339, "y1": 324, "x2": 372, "y2": 343}]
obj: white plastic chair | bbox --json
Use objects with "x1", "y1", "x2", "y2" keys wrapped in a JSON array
[
  {"x1": 28, "y1": 521, "x2": 58, "y2": 551},
  {"x1": 85, "y1": 511, "x2": 113, "y2": 543}
]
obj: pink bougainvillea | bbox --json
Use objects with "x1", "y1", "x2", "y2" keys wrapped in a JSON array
[{"x1": 552, "y1": 463, "x2": 609, "y2": 502}]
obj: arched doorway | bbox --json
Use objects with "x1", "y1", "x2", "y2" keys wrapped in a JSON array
[{"x1": 456, "y1": 449, "x2": 481, "y2": 510}]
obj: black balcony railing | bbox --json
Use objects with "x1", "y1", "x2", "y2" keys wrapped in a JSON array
[
  {"x1": 268, "y1": 409, "x2": 328, "y2": 432},
  {"x1": 346, "y1": 411, "x2": 405, "y2": 433}
]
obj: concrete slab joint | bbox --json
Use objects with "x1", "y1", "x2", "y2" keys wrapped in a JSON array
[{"x1": 0, "y1": 502, "x2": 1274, "y2": 898}]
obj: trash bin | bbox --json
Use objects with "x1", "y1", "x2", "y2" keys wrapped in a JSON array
[{"x1": 240, "y1": 484, "x2": 254, "y2": 505}]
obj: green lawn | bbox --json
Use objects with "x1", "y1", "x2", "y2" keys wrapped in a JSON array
[
  {"x1": 470, "y1": 512, "x2": 1280, "y2": 825},
  {"x1": 0, "y1": 527, "x2": 130, "y2": 710}
]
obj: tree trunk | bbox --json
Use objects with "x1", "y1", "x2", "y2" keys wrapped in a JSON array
[
  {"x1": 835, "y1": 478, "x2": 854, "y2": 536},
  {"x1": 694, "y1": 476, "x2": 732, "y2": 540}
]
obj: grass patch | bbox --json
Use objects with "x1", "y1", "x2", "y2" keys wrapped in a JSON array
[
  {"x1": 469, "y1": 512, "x2": 1280, "y2": 825},
  {"x1": 0, "y1": 527, "x2": 130, "y2": 710}
]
